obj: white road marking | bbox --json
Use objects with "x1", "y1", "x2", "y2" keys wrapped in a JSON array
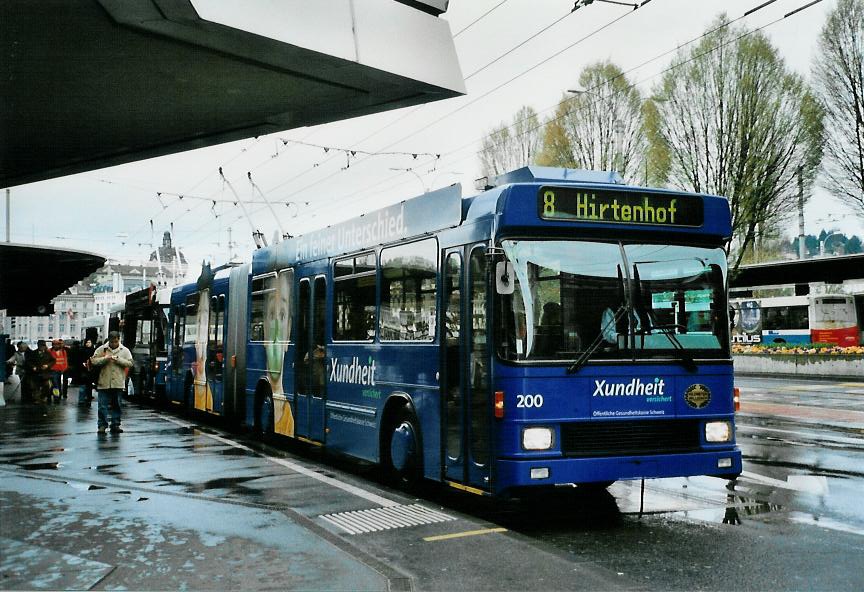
[
  {"x1": 787, "y1": 512, "x2": 864, "y2": 537},
  {"x1": 737, "y1": 424, "x2": 864, "y2": 446},
  {"x1": 739, "y1": 470, "x2": 829, "y2": 495},
  {"x1": 161, "y1": 416, "x2": 399, "y2": 507}
]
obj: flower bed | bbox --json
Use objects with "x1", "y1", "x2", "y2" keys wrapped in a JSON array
[
  {"x1": 732, "y1": 344, "x2": 864, "y2": 355},
  {"x1": 733, "y1": 345, "x2": 864, "y2": 379}
]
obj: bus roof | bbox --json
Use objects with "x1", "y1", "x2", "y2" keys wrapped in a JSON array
[
  {"x1": 254, "y1": 183, "x2": 463, "y2": 274},
  {"x1": 487, "y1": 165, "x2": 624, "y2": 187},
  {"x1": 251, "y1": 166, "x2": 732, "y2": 273}
]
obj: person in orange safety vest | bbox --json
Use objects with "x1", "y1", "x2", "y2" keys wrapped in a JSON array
[{"x1": 49, "y1": 338, "x2": 69, "y2": 401}]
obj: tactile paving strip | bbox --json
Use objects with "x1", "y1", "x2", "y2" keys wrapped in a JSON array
[{"x1": 320, "y1": 503, "x2": 456, "y2": 534}]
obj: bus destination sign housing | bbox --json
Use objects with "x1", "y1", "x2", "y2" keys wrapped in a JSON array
[{"x1": 539, "y1": 186, "x2": 704, "y2": 227}]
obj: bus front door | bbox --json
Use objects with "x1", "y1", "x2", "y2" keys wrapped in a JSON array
[
  {"x1": 443, "y1": 246, "x2": 492, "y2": 491},
  {"x1": 206, "y1": 295, "x2": 224, "y2": 414},
  {"x1": 169, "y1": 305, "x2": 186, "y2": 404},
  {"x1": 295, "y1": 276, "x2": 327, "y2": 442}
]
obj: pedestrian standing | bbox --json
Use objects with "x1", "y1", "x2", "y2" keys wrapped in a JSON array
[
  {"x1": 78, "y1": 338, "x2": 96, "y2": 405},
  {"x1": 28, "y1": 340, "x2": 55, "y2": 409},
  {"x1": 90, "y1": 331, "x2": 133, "y2": 434},
  {"x1": 49, "y1": 339, "x2": 69, "y2": 401}
]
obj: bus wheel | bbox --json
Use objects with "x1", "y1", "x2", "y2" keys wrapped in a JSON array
[
  {"x1": 183, "y1": 379, "x2": 193, "y2": 416},
  {"x1": 386, "y1": 409, "x2": 422, "y2": 488},
  {"x1": 260, "y1": 393, "x2": 275, "y2": 439}
]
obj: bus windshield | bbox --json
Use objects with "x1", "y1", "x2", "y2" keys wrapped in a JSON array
[{"x1": 496, "y1": 240, "x2": 729, "y2": 363}]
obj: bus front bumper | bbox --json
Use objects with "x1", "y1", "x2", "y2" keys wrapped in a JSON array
[{"x1": 494, "y1": 448, "x2": 742, "y2": 492}]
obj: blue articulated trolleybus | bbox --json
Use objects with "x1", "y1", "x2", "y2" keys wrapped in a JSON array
[{"x1": 162, "y1": 166, "x2": 742, "y2": 496}]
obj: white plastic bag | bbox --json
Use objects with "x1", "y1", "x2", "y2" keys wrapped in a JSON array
[{"x1": 5, "y1": 374, "x2": 21, "y2": 403}]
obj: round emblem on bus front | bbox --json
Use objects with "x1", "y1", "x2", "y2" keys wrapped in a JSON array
[{"x1": 684, "y1": 384, "x2": 711, "y2": 409}]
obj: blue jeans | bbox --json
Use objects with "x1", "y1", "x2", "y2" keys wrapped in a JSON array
[
  {"x1": 50, "y1": 371, "x2": 66, "y2": 398},
  {"x1": 97, "y1": 389, "x2": 123, "y2": 429}
]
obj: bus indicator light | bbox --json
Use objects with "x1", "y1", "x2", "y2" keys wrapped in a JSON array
[
  {"x1": 530, "y1": 467, "x2": 550, "y2": 480},
  {"x1": 494, "y1": 391, "x2": 505, "y2": 419},
  {"x1": 733, "y1": 387, "x2": 740, "y2": 412}
]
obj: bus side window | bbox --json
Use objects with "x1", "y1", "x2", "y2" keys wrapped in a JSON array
[
  {"x1": 380, "y1": 238, "x2": 438, "y2": 341},
  {"x1": 333, "y1": 254, "x2": 376, "y2": 342},
  {"x1": 445, "y1": 255, "x2": 461, "y2": 342},
  {"x1": 249, "y1": 277, "x2": 267, "y2": 341},
  {"x1": 184, "y1": 296, "x2": 198, "y2": 344}
]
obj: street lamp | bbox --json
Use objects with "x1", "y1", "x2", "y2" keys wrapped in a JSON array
[{"x1": 820, "y1": 231, "x2": 844, "y2": 257}]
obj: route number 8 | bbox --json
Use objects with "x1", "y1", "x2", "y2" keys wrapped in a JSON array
[{"x1": 543, "y1": 191, "x2": 556, "y2": 216}]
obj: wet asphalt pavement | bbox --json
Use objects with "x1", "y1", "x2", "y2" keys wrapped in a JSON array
[
  {"x1": 2, "y1": 377, "x2": 863, "y2": 591},
  {"x1": 0, "y1": 392, "x2": 627, "y2": 591}
]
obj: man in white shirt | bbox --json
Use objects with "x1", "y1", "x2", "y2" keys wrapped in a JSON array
[{"x1": 90, "y1": 331, "x2": 134, "y2": 434}]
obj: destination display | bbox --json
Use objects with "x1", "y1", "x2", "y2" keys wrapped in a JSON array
[{"x1": 539, "y1": 186, "x2": 704, "y2": 227}]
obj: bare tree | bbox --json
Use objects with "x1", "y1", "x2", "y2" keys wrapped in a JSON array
[
  {"x1": 539, "y1": 61, "x2": 645, "y2": 183},
  {"x1": 478, "y1": 106, "x2": 542, "y2": 177},
  {"x1": 813, "y1": 0, "x2": 864, "y2": 216},
  {"x1": 651, "y1": 15, "x2": 823, "y2": 271}
]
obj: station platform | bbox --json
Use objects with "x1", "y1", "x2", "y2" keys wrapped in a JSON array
[{"x1": 0, "y1": 390, "x2": 633, "y2": 591}]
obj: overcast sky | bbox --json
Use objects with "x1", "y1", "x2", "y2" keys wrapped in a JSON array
[{"x1": 3, "y1": 0, "x2": 855, "y2": 271}]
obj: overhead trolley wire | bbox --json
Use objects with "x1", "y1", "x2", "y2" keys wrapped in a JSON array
[
  {"x1": 291, "y1": 0, "x2": 826, "y2": 226},
  {"x1": 95, "y1": 1, "x2": 628, "y2": 254},
  {"x1": 452, "y1": 0, "x2": 510, "y2": 38},
  {"x1": 269, "y1": 2, "x2": 645, "y2": 211},
  {"x1": 427, "y1": 0, "x2": 822, "y2": 177},
  {"x1": 262, "y1": 0, "x2": 518, "y2": 198},
  {"x1": 112, "y1": 0, "x2": 817, "y2": 263},
  {"x1": 460, "y1": 4, "x2": 576, "y2": 80}
]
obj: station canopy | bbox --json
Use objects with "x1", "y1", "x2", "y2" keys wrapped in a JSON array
[
  {"x1": 730, "y1": 254, "x2": 864, "y2": 292},
  {"x1": 0, "y1": 0, "x2": 465, "y2": 188},
  {"x1": 0, "y1": 0, "x2": 464, "y2": 316},
  {"x1": 0, "y1": 244, "x2": 106, "y2": 316}
]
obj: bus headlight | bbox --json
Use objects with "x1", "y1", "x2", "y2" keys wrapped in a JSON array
[
  {"x1": 705, "y1": 421, "x2": 732, "y2": 443},
  {"x1": 522, "y1": 427, "x2": 553, "y2": 450}
]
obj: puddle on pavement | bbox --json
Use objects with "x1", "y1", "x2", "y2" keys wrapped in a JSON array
[
  {"x1": 19, "y1": 462, "x2": 61, "y2": 470},
  {"x1": 219, "y1": 448, "x2": 255, "y2": 456},
  {"x1": 190, "y1": 475, "x2": 261, "y2": 493},
  {"x1": 66, "y1": 482, "x2": 107, "y2": 492},
  {"x1": 678, "y1": 493, "x2": 783, "y2": 526},
  {"x1": 85, "y1": 464, "x2": 118, "y2": 471},
  {"x1": 1, "y1": 449, "x2": 69, "y2": 462}
]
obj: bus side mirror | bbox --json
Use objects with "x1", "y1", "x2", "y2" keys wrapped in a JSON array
[{"x1": 496, "y1": 261, "x2": 515, "y2": 295}]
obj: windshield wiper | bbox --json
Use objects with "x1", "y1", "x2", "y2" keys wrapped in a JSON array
[
  {"x1": 567, "y1": 305, "x2": 627, "y2": 374},
  {"x1": 643, "y1": 322, "x2": 697, "y2": 371},
  {"x1": 631, "y1": 262, "x2": 697, "y2": 371}
]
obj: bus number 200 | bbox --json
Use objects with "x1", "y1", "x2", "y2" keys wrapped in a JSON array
[{"x1": 516, "y1": 394, "x2": 544, "y2": 408}]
